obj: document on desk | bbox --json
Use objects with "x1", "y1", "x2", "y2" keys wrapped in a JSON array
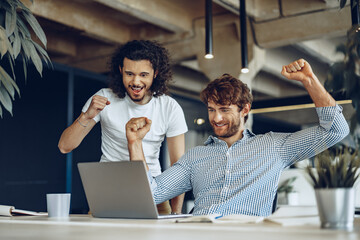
[
  {"x1": 175, "y1": 214, "x2": 264, "y2": 224},
  {"x1": 265, "y1": 205, "x2": 320, "y2": 226},
  {"x1": 0, "y1": 205, "x2": 48, "y2": 217},
  {"x1": 176, "y1": 206, "x2": 320, "y2": 226}
]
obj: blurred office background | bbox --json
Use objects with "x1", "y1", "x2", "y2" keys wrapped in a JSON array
[{"x1": 0, "y1": 0, "x2": 356, "y2": 214}]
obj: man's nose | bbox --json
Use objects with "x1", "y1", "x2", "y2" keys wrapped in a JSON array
[
  {"x1": 213, "y1": 112, "x2": 223, "y2": 122},
  {"x1": 132, "y1": 75, "x2": 142, "y2": 84}
]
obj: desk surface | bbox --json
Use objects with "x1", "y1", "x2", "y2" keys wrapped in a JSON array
[{"x1": 0, "y1": 215, "x2": 359, "y2": 240}]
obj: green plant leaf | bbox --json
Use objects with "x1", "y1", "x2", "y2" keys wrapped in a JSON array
[
  {"x1": 306, "y1": 166, "x2": 318, "y2": 187},
  {"x1": 25, "y1": 39, "x2": 43, "y2": 75},
  {"x1": 0, "y1": 84, "x2": 13, "y2": 115},
  {"x1": 12, "y1": 28, "x2": 21, "y2": 58},
  {"x1": 6, "y1": 52, "x2": 15, "y2": 79},
  {"x1": 0, "y1": 65, "x2": 17, "y2": 99},
  {"x1": 5, "y1": 5, "x2": 16, "y2": 37},
  {"x1": 308, "y1": 148, "x2": 360, "y2": 188},
  {"x1": 22, "y1": 10, "x2": 47, "y2": 47},
  {"x1": 16, "y1": 16, "x2": 31, "y2": 39},
  {"x1": 0, "y1": 64, "x2": 20, "y2": 96},
  {"x1": 0, "y1": 26, "x2": 10, "y2": 58},
  {"x1": 21, "y1": 54, "x2": 27, "y2": 82},
  {"x1": 20, "y1": 35, "x2": 31, "y2": 60},
  {"x1": 32, "y1": 40, "x2": 51, "y2": 66}
]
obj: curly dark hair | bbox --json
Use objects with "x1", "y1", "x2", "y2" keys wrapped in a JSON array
[
  {"x1": 108, "y1": 40, "x2": 172, "y2": 98},
  {"x1": 200, "y1": 74, "x2": 253, "y2": 122}
]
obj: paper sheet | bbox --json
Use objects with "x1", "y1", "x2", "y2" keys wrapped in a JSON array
[{"x1": 175, "y1": 214, "x2": 264, "y2": 224}]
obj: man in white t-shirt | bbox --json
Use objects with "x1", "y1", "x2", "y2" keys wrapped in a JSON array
[{"x1": 58, "y1": 40, "x2": 188, "y2": 214}]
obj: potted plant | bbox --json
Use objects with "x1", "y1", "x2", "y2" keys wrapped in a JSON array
[
  {"x1": 306, "y1": 147, "x2": 360, "y2": 230},
  {"x1": 0, "y1": 0, "x2": 50, "y2": 118},
  {"x1": 277, "y1": 176, "x2": 299, "y2": 206}
]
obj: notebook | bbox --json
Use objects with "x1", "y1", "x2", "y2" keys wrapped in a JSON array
[{"x1": 78, "y1": 161, "x2": 191, "y2": 219}]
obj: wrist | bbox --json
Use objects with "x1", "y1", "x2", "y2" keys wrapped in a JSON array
[
  {"x1": 81, "y1": 112, "x2": 92, "y2": 121},
  {"x1": 127, "y1": 138, "x2": 142, "y2": 146},
  {"x1": 77, "y1": 113, "x2": 92, "y2": 127},
  {"x1": 302, "y1": 73, "x2": 317, "y2": 87}
]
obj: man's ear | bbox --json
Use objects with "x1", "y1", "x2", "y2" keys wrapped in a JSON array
[
  {"x1": 241, "y1": 103, "x2": 251, "y2": 116},
  {"x1": 154, "y1": 70, "x2": 158, "y2": 79},
  {"x1": 119, "y1": 66, "x2": 122, "y2": 74}
]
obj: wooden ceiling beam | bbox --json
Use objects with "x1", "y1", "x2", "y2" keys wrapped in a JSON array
[
  {"x1": 45, "y1": 31, "x2": 77, "y2": 57},
  {"x1": 252, "y1": 6, "x2": 351, "y2": 48},
  {"x1": 23, "y1": 0, "x2": 132, "y2": 44},
  {"x1": 93, "y1": 0, "x2": 194, "y2": 33}
]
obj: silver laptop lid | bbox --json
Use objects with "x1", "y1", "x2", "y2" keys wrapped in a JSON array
[{"x1": 78, "y1": 161, "x2": 159, "y2": 219}]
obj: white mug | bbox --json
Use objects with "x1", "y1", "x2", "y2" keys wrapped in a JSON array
[{"x1": 46, "y1": 193, "x2": 71, "y2": 218}]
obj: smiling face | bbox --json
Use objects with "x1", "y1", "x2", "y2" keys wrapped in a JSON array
[
  {"x1": 208, "y1": 101, "x2": 250, "y2": 146},
  {"x1": 120, "y1": 57, "x2": 156, "y2": 105}
]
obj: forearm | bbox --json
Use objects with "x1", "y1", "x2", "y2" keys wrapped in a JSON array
[
  {"x1": 170, "y1": 193, "x2": 185, "y2": 213},
  {"x1": 58, "y1": 113, "x2": 95, "y2": 153},
  {"x1": 302, "y1": 73, "x2": 336, "y2": 107},
  {"x1": 128, "y1": 140, "x2": 149, "y2": 171},
  {"x1": 148, "y1": 163, "x2": 192, "y2": 205},
  {"x1": 167, "y1": 134, "x2": 186, "y2": 213}
]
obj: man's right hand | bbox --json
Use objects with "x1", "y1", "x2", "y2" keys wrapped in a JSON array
[
  {"x1": 126, "y1": 117, "x2": 152, "y2": 167},
  {"x1": 85, "y1": 95, "x2": 111, "y2": 119},
  {"x1": 126, "y1": 117, "x2": 152, "y2": 144}
]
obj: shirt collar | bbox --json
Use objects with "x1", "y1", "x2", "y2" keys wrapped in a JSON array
[
  {"x1": 124, "y1": 93, "x2": 154, "y2": 107},
  {"x1": 204, "y1": 129, "x2": 255, "y2": 146}
]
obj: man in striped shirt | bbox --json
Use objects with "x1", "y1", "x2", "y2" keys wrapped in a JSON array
[{"x1": 126, "y1": 59, "x2": 349, "y2": 216}]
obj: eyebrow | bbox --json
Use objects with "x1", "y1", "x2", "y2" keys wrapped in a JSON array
[
  {"x1": 207, "y1": 106, "x2": 231, "y2": 110},
  {"x1": 124, "y1": 70, "x2": 150, "y2": 75}
]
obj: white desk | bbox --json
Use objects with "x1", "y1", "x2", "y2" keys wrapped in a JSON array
[{"x1": 0, "y1": 215, "x2": 359, "y2": 240}]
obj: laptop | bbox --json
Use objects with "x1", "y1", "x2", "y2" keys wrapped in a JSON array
[{"x1": 78, "y1": 161, "x2": 191, "y2": 219}]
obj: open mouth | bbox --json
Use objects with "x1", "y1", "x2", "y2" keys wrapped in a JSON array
[
  {"x1": 213, "y1": 122, "x2": 228, "y2": 129},
  {"x1": 130, "y1": 85, "x2": 144, "y2": 94}
]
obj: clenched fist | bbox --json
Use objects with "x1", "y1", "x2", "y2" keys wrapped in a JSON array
[
  {"x1": 85, "y1": 95, "x2": 111, "y2": 119},
  {"x1": 281, "y1": 59, "x2": 315, "y2": 84},
  {"x1": 125, "y1": 117, "x2": 152, "y2": 144}
]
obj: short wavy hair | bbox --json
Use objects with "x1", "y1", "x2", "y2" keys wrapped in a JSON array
[
  {"x1": 109, "y1": 40, "x2": 172, "y2": 98},
  {"x1": 200, "y1": 74, "x2": 253, "y2": 122}
]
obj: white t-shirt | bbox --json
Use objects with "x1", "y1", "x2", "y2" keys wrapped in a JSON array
[{"x1": 82, "y1": 88, "x2": 188, "y2": 176}]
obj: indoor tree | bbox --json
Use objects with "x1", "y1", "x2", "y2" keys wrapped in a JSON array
[{"x1": 0, "y1": 0, "x2": 50, "y2": 118}]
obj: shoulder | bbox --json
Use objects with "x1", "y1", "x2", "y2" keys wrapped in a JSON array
[
  {"x1": 97, "y1": 88, "x2": 120, "y2": 101},
  {"x1": 153, "y1": 95, "x2": 182, "y2": 109}
]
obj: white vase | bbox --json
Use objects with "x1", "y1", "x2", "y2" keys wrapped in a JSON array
[{"x1": 315, "y1": 188, "x2": 355, "y2": 230}]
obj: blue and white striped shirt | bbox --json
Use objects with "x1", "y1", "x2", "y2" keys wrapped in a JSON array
[{"x1": 148, "y1": 105, "x2": 349, "y2": 216}]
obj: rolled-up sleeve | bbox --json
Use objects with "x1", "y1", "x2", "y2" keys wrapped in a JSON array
[
  {"x1": 273, "y1": 104, "x2": 349, "y2": 167},
  {"x1": 147, "y1": 156, "x2": 193, "y2": 204}
]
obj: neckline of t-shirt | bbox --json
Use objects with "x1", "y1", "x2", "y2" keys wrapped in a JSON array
[{"x1": 124, "y1": 93, "x2": 155, "y2": 108}]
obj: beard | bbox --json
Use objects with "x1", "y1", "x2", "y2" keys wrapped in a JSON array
[
  {"x1": 126, "y1": 85, "x2": 147, "y2": 102},
  {"x1": 128, "y1": 93, "x2": 145, "y2": 102},
  {"x1": 212, "y1": 118, "x2": 241, "y2": 138}
]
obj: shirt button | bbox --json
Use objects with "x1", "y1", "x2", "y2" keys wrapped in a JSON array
[
  {"x1": 226, "y1": 170, "x2": 230, "y2": 174},
  {"x1": 226, "y1": 152, "x2": 230, "y2": 157}
]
